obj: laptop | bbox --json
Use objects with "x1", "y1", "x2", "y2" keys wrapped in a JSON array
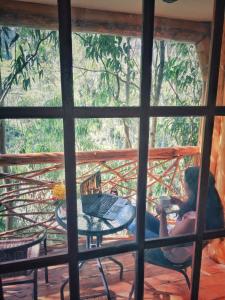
[{"x1": 80, "y1": 171, "x2": 128, "y2": 220}]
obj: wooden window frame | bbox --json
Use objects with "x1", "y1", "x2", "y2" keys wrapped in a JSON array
[{"x1": 0, "y1": 0, "x2": 225, "y2": 299}]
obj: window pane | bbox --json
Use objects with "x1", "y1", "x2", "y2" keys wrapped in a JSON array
[
  {"x1": 75, "y1": 118, "x2": 139, "y2": 249},
  {"x1": 0, "y1": 119, "x2": 67, "y2": 259},
  {"x1": 72, "y1": 1, "x2": 142, "y2": 107},
  {"x1": 1, "y1": 263, "x2": 69, "y2": 299},
  {"x1": 0, "y1": 26, "x2": 61, "y2": 107},
  {"x1": 143, "y1": 243, "x2": 193, "y2": 298},
  {"x1": 153, "y1": 0, "x2": 214, "y2": 106},
  {"x1": 143, "y1": 117, "x2": 201, "y2": 242}
]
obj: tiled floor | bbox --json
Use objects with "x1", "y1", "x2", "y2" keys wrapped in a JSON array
[{"x1": 3, "y1": 250, "x2": 225, "y2": 299}]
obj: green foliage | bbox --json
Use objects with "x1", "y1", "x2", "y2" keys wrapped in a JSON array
[
  {"x1": 0, "y1": 27, "x2": 58, "y2": 105},
  {"x1": 0, "y1": 27, "x2": 19, "y2": 60},
  {"x1": 2, "y1": 28, "x2": 203, "y2": 176},
  {"x1": 76, "y1": 33, "x2": 139, "y2": 106},
  {"x1": 162, "y1": 42, "x2": 202, "y2": 106},
  {"x1": 151, "y1": 41, "x2": 202, "y2": 147}
]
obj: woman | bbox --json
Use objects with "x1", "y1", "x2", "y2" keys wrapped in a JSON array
[{"x1": 128, "y1": 166, "x2": 224, "y2": 263}]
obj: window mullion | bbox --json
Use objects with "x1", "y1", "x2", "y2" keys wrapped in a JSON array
[
  {"x1": 135, "y1": 1, "x2": 155, "y2": 299},
  {"x1": 57, "y1": 0, "x2": 80, "y2": 299}
]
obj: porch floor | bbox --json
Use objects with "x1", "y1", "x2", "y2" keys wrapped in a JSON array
[{"x1": 3, "y1": 249, "x2": 225, "y2": 300}]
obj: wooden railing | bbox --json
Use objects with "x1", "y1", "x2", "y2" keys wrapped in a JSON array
[{"x1": 0, "y1": 146, "x2": 200, "y2": 245}]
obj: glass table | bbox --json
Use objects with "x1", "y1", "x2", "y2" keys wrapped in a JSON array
[{"x1": 55, "y1": 199, "x2": 135, "y2": 300}]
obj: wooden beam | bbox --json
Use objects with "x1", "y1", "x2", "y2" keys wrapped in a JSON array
[
  {"x1": 0, "y1": 146, "x2": 200, "y2": 166},
  {"x1": 0, "y1": 1, "x2": 211, "y2": 42}
]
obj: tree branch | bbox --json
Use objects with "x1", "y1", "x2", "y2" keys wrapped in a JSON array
[
  {"x1": 73, "y1": 65, "x2": 139, "y2": 89},
  {"x1": 0, "y1": 31, "x2": 54, "y2": 104}
]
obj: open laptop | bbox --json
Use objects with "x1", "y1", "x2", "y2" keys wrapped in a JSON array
[{"x1": 80, "y1": 171, "x2": 128, "y2": 220}]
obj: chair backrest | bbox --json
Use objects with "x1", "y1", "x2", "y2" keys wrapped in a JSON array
[{"x1": 0, "y1": 230, "x2": 47, "y2": 278}]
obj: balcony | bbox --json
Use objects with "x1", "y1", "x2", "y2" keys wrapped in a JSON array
[{"x1": 1, "y1": 146, "x2": 225, "y2": 299}]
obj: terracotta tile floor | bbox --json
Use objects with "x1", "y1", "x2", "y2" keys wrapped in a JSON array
[{"x1": 3, "y1": 251, "x2": 225, "y2": 300}]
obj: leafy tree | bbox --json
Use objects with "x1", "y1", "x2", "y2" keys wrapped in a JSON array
[
  {"x1": 153, "y1": 41, "x2": 202, "y2": 147},
  {"x1": 74, "y1": 33, "x2": 141, "y2": 148},
  {"x1": 0, "y1": 26, "x2": 57, "y2": 229}
]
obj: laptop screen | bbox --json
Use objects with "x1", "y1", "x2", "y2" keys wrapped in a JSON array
[{"x1": 80, "y1": 171, "x2": 102, "y2": 196}]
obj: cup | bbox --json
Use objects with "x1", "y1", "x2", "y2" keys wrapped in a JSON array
[{"x1": 160, "y1": 196, "x2": 171, "y2": 209}]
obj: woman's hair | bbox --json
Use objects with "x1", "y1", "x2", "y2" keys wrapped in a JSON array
[{"x1": 178, "y1": 166, "x2": 224, "y2": 230}]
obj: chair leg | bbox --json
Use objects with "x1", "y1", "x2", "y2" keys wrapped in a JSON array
[
  {"x1": 179, "y1": 269, "x2": 191, "y2": 289},
  {"x1": 33, "y1": 270, "x2": 38, "y2": 300},
  {"x1": 107, "y1": 256, "x2": 123, "y2": 280},
  {"x1": 60, "y1": 278, "x2": 69, "y2": 300},
  {"x1": 128, "y1": 283, "x2": 134, "y2": 300},
  {"x1": 43, "y1": 238, "x2": 49, "y2": 283}
]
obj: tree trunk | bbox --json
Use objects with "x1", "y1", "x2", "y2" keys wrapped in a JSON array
[
  {"x1": 123, "y1": 37, "x2": 132, "y2": 148},
  {"x1": 150, "y1": 40, "x2": 165, "y2": 148}
]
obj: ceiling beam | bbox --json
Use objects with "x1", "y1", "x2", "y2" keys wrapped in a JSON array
[{"x1": 0, "y1": 0, "x2": 211, "y2": 43}]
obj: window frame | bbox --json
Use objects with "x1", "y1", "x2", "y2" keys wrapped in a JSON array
[{"x1": 0, "y1": 1, "x2": 225, "y2": 300}]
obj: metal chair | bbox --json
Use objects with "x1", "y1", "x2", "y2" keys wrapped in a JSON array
[
  {"x1": 128, "y1": 248, "x2": 192, "y2": 299},
  {"x1": 0, "y1": 230, "x2": 48, "y2": 300}
]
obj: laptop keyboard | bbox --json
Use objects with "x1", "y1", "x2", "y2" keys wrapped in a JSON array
[
  {"x1": 81, "y1": 193, "x2": 128, "y2": 220},
  {"x1": 97, "y1": 195, "x2": 118, "y2": 217}
]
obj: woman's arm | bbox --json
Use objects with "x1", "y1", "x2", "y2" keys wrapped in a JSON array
[
  {"x1": 157, "y1": 205, "x2": 195, "y2": 237},
  {"x1": 159, "y1": 211, "x2": 169, "y2": 237},
  {"x1": 169, "y1": 215, "x2": 195, "y2": 236},
  {"x1": 156, "y1": 205, "x2": 169, "y2": 237}
]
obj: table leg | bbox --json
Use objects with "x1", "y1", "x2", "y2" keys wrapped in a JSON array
[
  {"x1": 107, "y1": 256, "x2": 123, "y2": 280},
  {"x1": 97, "y1": 258, "x2": 111, "y2": 300},
  {"x1": 60, "y1": 261, "x2": 85, "y2": 300}
]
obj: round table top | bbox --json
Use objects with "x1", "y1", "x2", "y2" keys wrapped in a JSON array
[{"x1": 55, "y1": 200, "x2": 135, "y2": 237}]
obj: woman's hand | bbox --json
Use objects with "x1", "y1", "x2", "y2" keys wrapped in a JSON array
[
  {"x1": 170, "y1": 196, "x2": 182, "y2": 206},
  {"x1": 155, "y1": 204, "x2": 166, "y2": 216}
]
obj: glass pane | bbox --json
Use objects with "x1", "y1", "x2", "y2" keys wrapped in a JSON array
[
  {"x1": 2, "y1": 263, "x2": 69, "y2": 299},
  {"x1": 75, "y1": 118, "x2": 139, "y2": 250},
  {"x1": 0, "y1": 119, "x2": 67, "y2": 260},
  {"x1": 144, "y1": 243, "x2": 193, "y2": 299},
  {"x1": 199, "y1": 238, "x2": 225, "y2": 299},
  {"x1": 144, "y1": 117, "x2": 201, "y2": 241},
  {"x1": 0, "y1": 26, "x2": 61, "y2": 107},
  {"x1": 153, "y1": 0, "x2": 214, "y2": 106},
  {"x1": 72, "y1": 1, "x2": 142, "y2": 107},
  {"x1": 79, "y1": 252, "x2": 135, "y2": 299}
]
